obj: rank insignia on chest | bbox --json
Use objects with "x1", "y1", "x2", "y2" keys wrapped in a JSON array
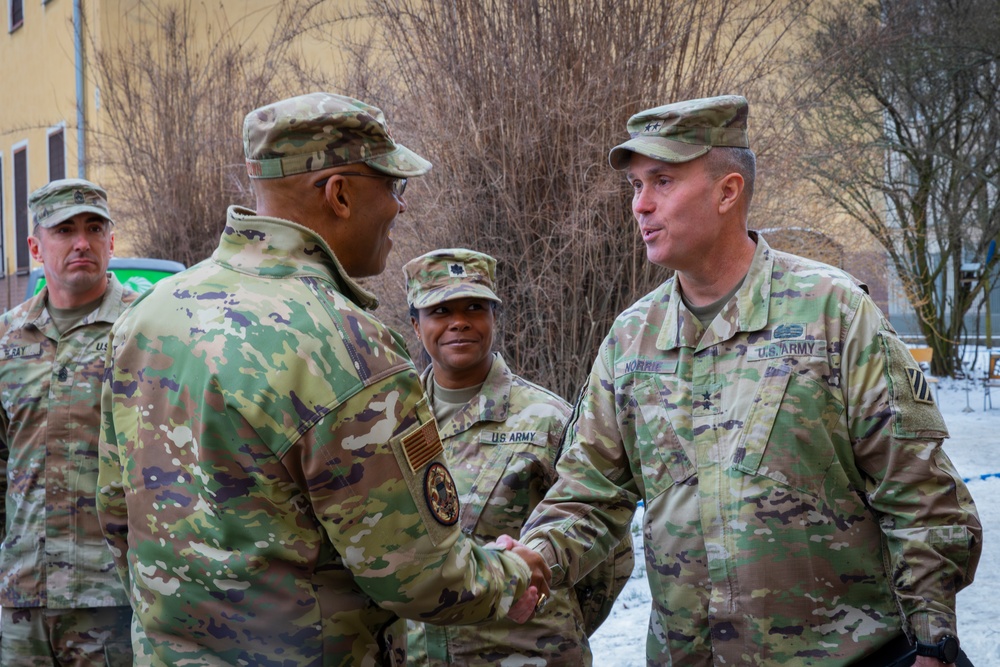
[
  {"x1": 907, "y1": 367, "x2": 935, "y2": 404},
  {"x1": 424, "y1": 462, "x2": 460, "y2": 526}
]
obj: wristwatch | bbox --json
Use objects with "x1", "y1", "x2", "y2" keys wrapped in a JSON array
[{"x1": 915, "y1": 635, "x2": 960, "y2": 663}]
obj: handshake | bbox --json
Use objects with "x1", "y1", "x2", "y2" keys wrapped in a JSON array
[{"x1": 494, "y1": 535, "x2": 552, "y2": 624}]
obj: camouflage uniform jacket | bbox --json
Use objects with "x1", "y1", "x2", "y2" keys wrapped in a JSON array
[
  {"x1": 523, "y1": 233, "x2": 982, "y2": 666},
  {"x1": 96, "y1": 207, "x2": 532, "y2": 667},
  {"x1": 408, "y1": 352, "x2": 594, "y2": 666},
  {"x1": 0, "y1": 275, "x2": 134, "y2": 608}
]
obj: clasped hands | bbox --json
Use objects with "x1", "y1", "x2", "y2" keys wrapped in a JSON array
[{"x1": 495, "y1": 534, "x2": 551, "y2": 624}]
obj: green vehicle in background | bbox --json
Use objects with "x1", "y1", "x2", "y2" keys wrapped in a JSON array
[{"x1": 25, "y1": 257, "x2": 186, "y2": 298}]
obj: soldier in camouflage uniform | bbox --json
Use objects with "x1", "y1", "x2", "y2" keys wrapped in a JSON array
[
  {"x1": 96, "y1": 92, "x2": 548, "y2": 666},
  {"x1": 402, "y1": 249, "x2": 633, "y2": 666},
  {"x1": 0, "y1": 179, "x2": 134, "y2": 666},
  {"x1": 520, "y1": 96, "x2": 982, "y2": 666}
]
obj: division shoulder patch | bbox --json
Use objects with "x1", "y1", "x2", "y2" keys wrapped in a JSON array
[
  {"x1": 424, "y1": 462, "x2": 460, "y2": 526},
  {"x1": 906, "y1": 367, "x2": 935, "y2": 405},
  {"x1": 402, "y1": 420, "x2": 444, "y2": 473}
]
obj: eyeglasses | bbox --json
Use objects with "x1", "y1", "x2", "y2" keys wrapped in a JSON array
[{"x1": 314, "y1": 172, "x2": 407, "y2": 198}]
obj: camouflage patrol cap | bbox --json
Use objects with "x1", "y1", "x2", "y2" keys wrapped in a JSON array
[
  {"x1": 609, "y1": 95, "x2": 750, "y2": 169},
  {"x1": 244, "y1": 92, "x2": 432, "y2": 179},
  {"x1": 404, "y1": 248, "x2": 502, "y2": 310},
  {"x1": 28, "y1": 178, "x2": 114, "y2": 229}
]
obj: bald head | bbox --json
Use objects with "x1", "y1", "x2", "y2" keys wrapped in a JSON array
[{"x1": 251, "y1": 172, "x2": 322, "y2": 224}]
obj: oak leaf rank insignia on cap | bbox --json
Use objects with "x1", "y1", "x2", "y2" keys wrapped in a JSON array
[{"x1": 404, "y1": 248, "x2": 502, "y2": 309}]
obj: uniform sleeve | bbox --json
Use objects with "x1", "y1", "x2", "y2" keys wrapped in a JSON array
[
  {"x1": 521, "y1": 341, "x2": 638, "y2": 589},
  {"x1": 289, "y1": 367, "x2": 532, "y2": 624},
  {"x1": 0, "y1": 410, "x2": 7, "y2": 545},
  {"x1": 0, "y1": 326, "x2": 9, "y2": 544},
  {"x1": 95, "y1": 329, "x2": 133, "y2": 600},
  {"x1": 843, "y1": 295, "x2": 982, "y2": 645}
]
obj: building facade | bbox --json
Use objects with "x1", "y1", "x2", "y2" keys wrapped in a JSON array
[{"x1": 0, "y1": 0, "x2": 360, "y2": 309}]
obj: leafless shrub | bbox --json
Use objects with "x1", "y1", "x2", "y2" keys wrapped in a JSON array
[
  {"x1": 794, "y1": 0, "x2": 1000, "y2": 375},
  {"x1": 90, "y1": 0, "x2": 341, "y2": 267},
  {"x1": 346, "y1": 0, "x2": 814, "y2": 398}
]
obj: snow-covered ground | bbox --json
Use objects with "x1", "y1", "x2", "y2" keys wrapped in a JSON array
[{"x1": 591, "y1": 349, "x2": 1000, "y2": 666}]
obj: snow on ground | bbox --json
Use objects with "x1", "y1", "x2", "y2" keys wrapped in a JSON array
[{"x1": 591, "y1": 348, "x2": 1000, "y2": 666}]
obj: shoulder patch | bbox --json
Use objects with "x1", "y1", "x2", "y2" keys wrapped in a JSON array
[
  {"x1": 401, "y1": 420, "x2": 444, "y2": 473},
  {"x1": 906, "y1": 367, "x2": 935, "y2": 405},
  {"x1": 424, "y1": 462, "x2": 460, "y2": 525}
]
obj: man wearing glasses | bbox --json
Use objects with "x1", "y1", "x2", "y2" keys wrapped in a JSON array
[{"x1": 96, "y1": 92, "x2": 549, "y2": 665}]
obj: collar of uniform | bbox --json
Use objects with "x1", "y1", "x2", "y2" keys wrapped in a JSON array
[
  {"x1": 655, "y1": 232, "x2": 772, "y2": 351},
  {"x1": 217, "y1": 206, "x2": 378, "y2": 311},
  {"x1": 423, "y1": 352, "x2": 511, "y2": 439},
  {"x1": 91, "y1": 273, "x2": 131, "y2": 324},
  {"x1": 23, "y1": 272, "x2": 128, "y2": 334}
]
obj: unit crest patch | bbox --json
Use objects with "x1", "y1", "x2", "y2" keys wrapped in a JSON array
[{"x1": 424, "y1": 462, "x2": 460, "y2": 526}]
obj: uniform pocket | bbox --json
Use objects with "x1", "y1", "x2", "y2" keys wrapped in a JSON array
[
  {"x1": 102, "y1": 638, "x2": 133, "y2": 667},
  {"x1": 458, "y1": 445, "x2": 511, "y2": 535},
  {"x1": 631, "y1": 377, "x2": 696, "y2": 498},
  {"x1": 732, "y1": 360, "x2": 842, "y2": 494}
]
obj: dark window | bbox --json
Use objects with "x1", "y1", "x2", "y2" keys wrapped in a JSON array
[
  {"x1": 48, "y1": 129, "x2": 65, "y2": 181},
  {"x1": 14, "y1": 147, "x2": 29, "y2": 274},
  {"x1": 10, "y1": 0, "x2": 23, "y2": 30}
]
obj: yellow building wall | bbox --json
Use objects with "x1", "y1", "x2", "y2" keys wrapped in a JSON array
[
  {"x1": 1, "y1": 0, "x2": 364, "y2": 306},
  {"x1": 1, "y1": 0, "x2": 81, "y2": 295}
]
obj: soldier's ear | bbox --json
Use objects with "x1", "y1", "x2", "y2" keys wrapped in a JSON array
[
  {"x1": 28, "y1": 235, "x2": 43, "y2": 263},
  {"x1": 717, "y1": 172, "x2": 744, "y2": 215},
  {"x1": 321, "y1": 175, "x2": 352, "y2": 219}
]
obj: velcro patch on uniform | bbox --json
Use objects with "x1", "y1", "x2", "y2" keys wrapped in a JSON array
[
  {"x1": 401, "y1": 420, "x2": 444, "y2": 473},
  {"x1": 424, "y1": 462, "x2": 460, "y2": 525},
  {"x1": 615, "y1": 358, "x2": 678, "y2": 376},
  {"x1": 906, "y1": 367, "x2": 935, "y2": 404},
  {"x1": 479, "y1": 430, "x2": 542, "y2": 445},
  {"x1": 0, "y1": 343, "x2": 42, "y2": 360},
  {"x1": 747, "y1": 339, "x2": 827, "y2": 362}
]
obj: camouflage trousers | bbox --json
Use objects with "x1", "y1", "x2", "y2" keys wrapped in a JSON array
[{"x1": 0, "y1": 606, "x2": 133, "y2": 667}]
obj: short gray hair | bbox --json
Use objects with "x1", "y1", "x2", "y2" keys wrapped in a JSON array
[{"x1": 705, "y1": 146, "x2": 756, "y2": 205}]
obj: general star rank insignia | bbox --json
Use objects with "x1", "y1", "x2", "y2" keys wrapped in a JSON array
[
  {"x1": 907, "y1": 367, "x2": 935, "y2": 404},
  {"x1": 424, "y1": 462, "x2": 460, "y2": 526}
]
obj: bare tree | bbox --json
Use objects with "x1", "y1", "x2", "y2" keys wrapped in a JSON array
[
  {"x1": 796, "y1": 0, "x2": 1000, "y2": 376},
  {"x1": 343, "y1": 0, "x2": 814, "y2": 398},
  {"x1": 90, "y1": 0, "x2": 341, "y2": 267}
]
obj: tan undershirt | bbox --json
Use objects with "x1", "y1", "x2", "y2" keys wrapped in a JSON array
[
  {"x1": 681, "y1": 276, "x2": 746, "y2": 329},
  {"x1": 47, "y1": 296, "x2": 102, "y2": 334},
  {"x1": 429, "y1": 378, "x2": 484, "y2": 425}
]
